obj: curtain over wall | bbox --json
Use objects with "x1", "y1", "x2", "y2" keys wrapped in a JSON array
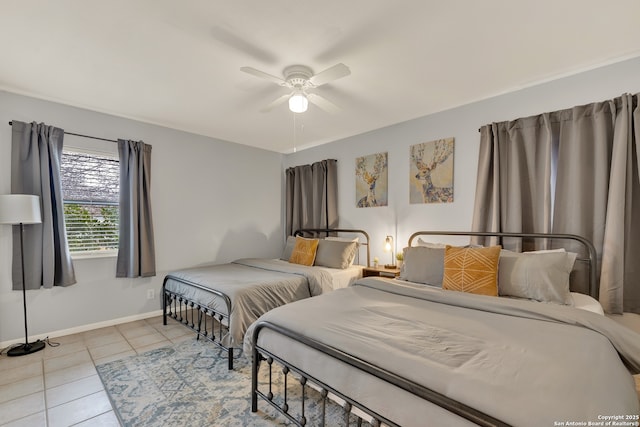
[
  {"x1": 471, "y1": 94, "x2": 640, "y2": 314},
  {"x1": 10, "y1": 121, "x2": 76, "y2": 289},
  {"x1": 116, "y1": 139, "x2": 156, "y2": 278},
  {"x1": 285, "y1": 159, "x2": 338, "y2": 236}
]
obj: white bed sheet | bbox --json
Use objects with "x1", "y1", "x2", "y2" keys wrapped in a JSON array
[
  {"x1": 323, "y1": 264, "x2": 363, "y2": 289},
  {"x1": 248, "y1": 259, "x2": 363, "y2": 290},
  {"x1": 398, "y1": 278, "x2": 604, "y2": 314},
  {"x1": 570, "y1": 291, "x2": 604, "y2": 315}
]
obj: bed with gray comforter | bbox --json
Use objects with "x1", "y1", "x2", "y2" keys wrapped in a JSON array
[
  {"x1": 164, "y1": 258, "x2": 335, "y2": 348},
  {"x1": 248, "y1": 277, "x2": 640, "y2": 426},
  {"x1": 163, "y1": 228, "x2": 369, "y2": 370}
]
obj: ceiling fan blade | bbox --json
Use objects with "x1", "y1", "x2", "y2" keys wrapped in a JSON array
[
  {"x1": 260, "y1": 92, "x2": 293, "y2": 112},
  {"x1": 309, "y1": 63, "x2": 351, "y2": 87},
  {"x1": 240, "y1": 67, "x2": 286, "y2": 86},
  {"x1": 307, "y1": 93, "x2": 341, "y2": 114}
]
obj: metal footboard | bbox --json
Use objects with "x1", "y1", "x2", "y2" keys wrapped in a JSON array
[
  {"x1": 251, "y1": 321, "x2": 510, "y2": 427},
  {"x1": 162, "y1": 275, "x2": 235, "y2": 369}
]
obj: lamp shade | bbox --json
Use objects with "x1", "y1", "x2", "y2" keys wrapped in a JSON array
[
  {"x1": 289, "y1": 93, "x2": 309, "y2": 113},
  {"x1": 0, "y1": 195, "x2": 42, "y2": 225}
]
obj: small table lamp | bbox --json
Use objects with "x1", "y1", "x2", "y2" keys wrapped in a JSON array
[{"x1": 0, "y1": 194, "x2": 45, "y2": 356}]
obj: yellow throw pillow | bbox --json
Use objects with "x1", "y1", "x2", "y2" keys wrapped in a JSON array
[
  {"x1": 443, "y1": 245, "x2": 501, "y2": 296},
  {"x1": 289, "y1": 236, "x2": 320, "y2": 266}
]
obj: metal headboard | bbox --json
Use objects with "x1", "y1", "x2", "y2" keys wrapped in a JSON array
[
  {"x1": 408, "y1": 231, "x2": 598, "y2": 299},
  {"x1": 293, "y1": 228, "x2": 370, "y2": 267}
]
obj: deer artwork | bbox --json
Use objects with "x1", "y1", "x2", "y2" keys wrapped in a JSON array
[
  {"x1": 411, "y1": 139, "x2": 454, "y2": 203},
  {"x1": 356, "y1": 153, "x2": 388, "y2": 207}
]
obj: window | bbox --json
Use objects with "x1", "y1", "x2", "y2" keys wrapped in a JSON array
[{"x1": 60, "y1": 147, "x2": 120, "y2": 255}]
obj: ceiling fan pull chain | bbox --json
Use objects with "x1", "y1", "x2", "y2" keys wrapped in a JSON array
[{"x1": 293, "y1": 112, "x2": 297, "y2": 153}]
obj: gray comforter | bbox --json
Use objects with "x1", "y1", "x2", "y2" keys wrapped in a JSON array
[
  {"x1": 164, "y1": 258, "x2": 333, "y2": 347},
  {"x1": 247, "y1": 277, "x2": 640, "y2": 426}
]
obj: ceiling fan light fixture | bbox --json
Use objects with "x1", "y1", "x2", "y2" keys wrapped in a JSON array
[
  {"x1": 241, "y1": 63, "x2": 349, "y2": 113},
  {"x1": 289, "y1": 93, "x2": 308, "y2": 113}
]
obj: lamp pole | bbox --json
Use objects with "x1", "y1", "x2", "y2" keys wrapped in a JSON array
[
  {"x1": 7, "y1": 222, "x2": 45, "y2": 356},
  {"x1": 0, "y1": 194, "x2": 45, "y2": 356}
]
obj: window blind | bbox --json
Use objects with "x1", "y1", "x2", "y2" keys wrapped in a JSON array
[{"x1": 60, "y1": 150, "x2": 120, "y2": 253}]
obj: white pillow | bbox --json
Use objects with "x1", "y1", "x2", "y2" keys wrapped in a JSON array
[
  {"x1": 325, "y1": 236, "x2": 359, "y2": 242},
  {"x1": 416, "y1": 238, "x2": 482, "y2": 249},
  {"x1": 416, "y1": 238, "x2": 446, "y2": 248},
  {"x1": 498, "y1": 249, "x2": 577, "y2": 304}
]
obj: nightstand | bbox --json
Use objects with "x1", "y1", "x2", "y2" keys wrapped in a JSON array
[{"x1": 362, "y1": 266, "x2": 401, "y2": 278}]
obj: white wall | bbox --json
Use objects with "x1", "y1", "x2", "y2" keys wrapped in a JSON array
[
  {"x1": 0, "y1": 90, "x2": 283, "y2": 343},
  {"x1": 284, "y1": 57, "x2": 640, "y2": 264},
  {"x1": 3, "y1": 57, "x2": 639, "y2": 343}
]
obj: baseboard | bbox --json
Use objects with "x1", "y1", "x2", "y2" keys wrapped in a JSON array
[{"x1": 0, "y1": 309, "x2": 164, "y2": 349}]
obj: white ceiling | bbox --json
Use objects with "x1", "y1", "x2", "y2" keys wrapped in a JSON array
[{"x1": 2, "y1": 1, "x2": 640, "y2": 153}]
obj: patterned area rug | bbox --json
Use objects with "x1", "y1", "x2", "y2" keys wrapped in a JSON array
[{"x1": 96, "y1": 339, "x2": 352, "y2": 426}]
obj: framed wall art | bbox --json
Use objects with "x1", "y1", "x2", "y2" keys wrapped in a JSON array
[
  {"x1": 409, "y1": 138, "x2": 454, "y2": 204},
  {"x1": 355, "y1": 152, "x2": 388, "y2": 207}
]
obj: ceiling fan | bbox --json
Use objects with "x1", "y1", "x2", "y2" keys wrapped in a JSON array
[{"x1": 240, "y1": 63, "x2": 350, "y2": 113}]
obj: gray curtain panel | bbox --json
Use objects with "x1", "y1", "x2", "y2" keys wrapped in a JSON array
[
  {"x1": 116, "y1": 139, "x2": 156, "y2": 278},
  {"x1": 285, "y1": 159, "x2": 338, "y2": 236},
  {"x1": 471, "y1": 94, "x2": 640, "y2": 314},
  {"x1": 10, "y1": 121, "x2": 76, "y2": 289}
]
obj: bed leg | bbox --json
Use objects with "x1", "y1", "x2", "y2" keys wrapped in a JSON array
[
  {"x1": 162, "y1": 294, "x2": 167, "y2": 326},
  {"x1": 343, "y1": 402, "x2": 352, "y2": 426},
  {"x1": 228, "y1": 348, "x2": 234, "y2": 370},
  {"x1": 162, "y1": 279, "x2": 168, "y2": 326},
  {"x1": 251, "y1": 350, "x2": 259, "y2": 412}
]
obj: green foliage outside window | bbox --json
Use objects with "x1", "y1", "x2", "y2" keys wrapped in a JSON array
[{"x1": 64, "y1": 203, "x2": 119, "y2": 252}]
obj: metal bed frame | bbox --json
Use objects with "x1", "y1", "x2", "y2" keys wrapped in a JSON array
[
  {"x1": 162, "y1": 228, "x2": 370, "y2": 370},
  {"x1": 250, "y1": 231, "x2": 598, "y2": 426}
]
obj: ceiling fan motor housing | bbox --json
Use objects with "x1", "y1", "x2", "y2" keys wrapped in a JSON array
[
  {"x1": 283, "y1": 65, "x2": 314, "y2": 88},
  {"x1": 240, "y1": 63, "x2": 347, "y2": 113}
]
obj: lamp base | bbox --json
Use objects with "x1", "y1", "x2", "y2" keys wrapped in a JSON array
[{"x1": 7, "y1": 340, "x2": 45, "y2": 357}]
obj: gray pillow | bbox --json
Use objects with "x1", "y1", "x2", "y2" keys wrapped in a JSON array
[
  {"x1": 399, "y1": 246, "x2": 445, "y2": 286},
  {"x1": 280, "y1": 236, "x2": 297, "y2": 261},
  {"x1": 498, "y1": 250, "x2": 576, "y2": 304},
  {"x1": 314, "y1": 239, "x2": 358, "y2": 269}
]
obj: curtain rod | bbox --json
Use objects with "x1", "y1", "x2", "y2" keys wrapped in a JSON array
[{"x1": 8, "y1": 121, "x2": 118, "y2": 143}]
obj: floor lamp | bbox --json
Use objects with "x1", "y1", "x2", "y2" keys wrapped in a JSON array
[{"x1": 0, "y1": 194, "x2": 45, "y2": 356}]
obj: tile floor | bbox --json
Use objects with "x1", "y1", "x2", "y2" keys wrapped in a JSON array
[{"x1": 0, "y1": 315, "x2": 195, "y2": 427}]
